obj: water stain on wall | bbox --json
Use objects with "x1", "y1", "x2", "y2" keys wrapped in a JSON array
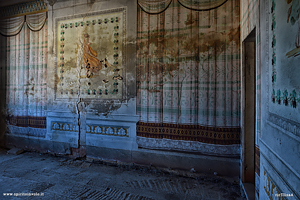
[
  {"x1": 91, "y1": 101, "x2": 122, "y2": 116},
  {"x1": 64, "y1": 57, "x2": 77, "y2": 69}
]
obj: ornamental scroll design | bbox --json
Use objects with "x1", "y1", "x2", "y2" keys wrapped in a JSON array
[
  {"x1": 51, "y1": 122, "x2": 79, "y2": 132},
  {"x1": 268, "y1": 113, "x2": 300, "y2": 137},
  {"x1": 86, "y1": 125, "x2": 129, "y2": 137}
]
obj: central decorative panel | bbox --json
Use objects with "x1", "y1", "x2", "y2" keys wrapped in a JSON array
[{"x1": 55, "y1": 8, "x2": 126, "y2": 100}]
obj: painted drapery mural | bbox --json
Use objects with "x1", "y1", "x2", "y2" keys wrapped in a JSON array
[
  {"x1": 138, "y1": 0, "x2": 228, "y2": 13},
  {"x1": 0, "y1": 8, "x2": 47, "y2": 136},
  {"x1": 137, "y1": 0, "x2": 241, "y2": 146},
  {"x1": 55, "y1": 8, "x2": 125, "y2": 100}
]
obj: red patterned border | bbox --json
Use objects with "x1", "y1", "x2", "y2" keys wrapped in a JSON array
[
  {"x1": 137, "y1": 122, "x2": 240, "y2": 145},
  {"x1": 7, "y1": 116, "x2": 46, "y2": 129}
]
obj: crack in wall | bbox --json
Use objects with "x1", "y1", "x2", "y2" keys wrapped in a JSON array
[
  {"x1": 74, "y1": 3, "x2": 112, "y2": 135},
  {"x1": 76, "y1": 98, "x2": 81, "y2": 147},
  {"x1": 76, "y1": 34, "x2": 84, "y2": 148},
  {"x1": 72, "y1": 2, "x2": 102, "y2": 150}
]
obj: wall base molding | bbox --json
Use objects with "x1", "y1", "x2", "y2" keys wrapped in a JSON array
[
  {"x1": 137, "y1": 137, "x2": 240, "y2": 157},
  {"x1": 6, "y1": 125, "x2": 46, "y2": 138},
  {"x1": 260, "y1": 139, "x2": 300, "y2": 199}
]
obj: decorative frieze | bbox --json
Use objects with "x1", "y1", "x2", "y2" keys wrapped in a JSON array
[
  {"x1": 51, "y1": 121, "x2": 129, "y2": 137},
  {"x1": 268, "y1": 113, "x2": 300, "y2": 137},
  {"x1": 7, "y1": 116, "x2": 46, "y2": 129},
  {"x1": 86, "y1": 125, "x2": 129, "y2": 137},
  {"x1": 0, "y1": 0, "x2": 47, "y2": 19},
  {"x1": 51, "y1": 122, "x2": 79, "y2": 132},
  {"x1": 137, "y1": 122, "x2": 240, "y2": 145}
]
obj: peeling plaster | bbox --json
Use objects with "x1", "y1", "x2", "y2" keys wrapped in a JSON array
[{"x1": 76, "y1": 35, "x2": 83, "y2": 147}]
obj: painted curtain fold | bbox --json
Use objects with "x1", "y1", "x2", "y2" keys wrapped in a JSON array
[
  {"x1": 138, "y1": 0, "x2": 172, "y2": 14},
  {"x1": 0, "y1": 17, "x2": 48, "y2": 133},
  {"x1": 0, "y1": 16, "x2": 25, "y2": 36},
  {"x1": 138, "y1": 0, "x2": 228, "y2": 13},
  {"x1": 178, "y1": 0, "x2": 228, "y2": 11},
  {"x1": 0, "y1": 12, "x2": 47, "y2": 36},
  {"x1": 26, "y1": 12, "x2": 48, "y2": 32},
  {"x1": 137, "y1": 0, "x2": 241, "y2": 148}
]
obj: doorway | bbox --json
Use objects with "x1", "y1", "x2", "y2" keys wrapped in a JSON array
[{"x1": 241, "y1": 28, "x2": 256, "y2": 199}]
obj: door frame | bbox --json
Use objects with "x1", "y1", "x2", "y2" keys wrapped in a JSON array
[{"x1": 241, "y1": 28, "x2": 256, "y2": 185}]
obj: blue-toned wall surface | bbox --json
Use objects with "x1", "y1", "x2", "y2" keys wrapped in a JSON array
[{"x1": 259, "y1": 0, "x2": 300, "y2": 199}]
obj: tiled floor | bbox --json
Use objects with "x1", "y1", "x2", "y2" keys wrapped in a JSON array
[{"x1": 0, "y1": 149, "x2": 245, "y2": 200}]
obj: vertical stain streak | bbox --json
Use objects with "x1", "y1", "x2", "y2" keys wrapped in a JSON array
[
  {"x1": 160, "y1": 12, "x2": 165, "y2": 123},
  {"x1": 147, "y1": 10, "x2": 151, "y2": 122},
  {"x1": 176, "y1": 2, "x2": 182, "y2": 123},
  {"x1": 195, "y1": 10, "x2": 199, "y2": 124},
  {"x1": 214, "y1": 8, "x2": 218, "y2": 127}
]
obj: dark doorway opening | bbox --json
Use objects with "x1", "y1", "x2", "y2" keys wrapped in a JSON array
[{"x1": 241, "y1": 28, "x2": 256, "y2": 200}]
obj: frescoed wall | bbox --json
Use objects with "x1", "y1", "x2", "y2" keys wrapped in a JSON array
[
  {"x1": 270, "y1": 0, "x2": 300, "y2": 114},
  {"x1": 0, "y1": 0, "x2": 139, "y2": 158},
  {"x1": 136, "y1": 0, "x2": 241, "y2": 157},
  {"x1": 259, "y1": 0, "x2": 300, "y2": 199},
  {"x1": 285, "y1": 0, "x2": 300, "y2": 58},
  {"x1": 0, "y1": 0, "x2": 242, "y2": 177},
  {"x1": 2, "y1": 0, "x2": 299, "y2": 188},
  {"x1": 45, "y1": 0, "x2": 139, "y2": 157},
  {"x1": 0, "y1": 1, "x2": 48, "y2": 139},
  {"x1": 55, "y1": 9, "x2": 125, "y2": 100}
]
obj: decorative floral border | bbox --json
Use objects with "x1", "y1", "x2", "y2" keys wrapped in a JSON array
[
  {"x1": 137, "y1": 122, "x2": 240, "y2": 145},
  {"x1": 51, "y1": 122, "x2": 129, "y2": 137},
  {"x1": 54, "y1": 7, "x2": 127, "y2": 102},
  {"x1": 59, "y1": 16, "x2": 121, "y2": 96},
  {"x1": 86, "y1": 125, "x2": 129, "y2": 137},
  {"x1": 52, "y1": 122, "x2": 79, "y2": 132},
  {"x1": 270, "y1": 0, "x2": 299, "y2": 108}
]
